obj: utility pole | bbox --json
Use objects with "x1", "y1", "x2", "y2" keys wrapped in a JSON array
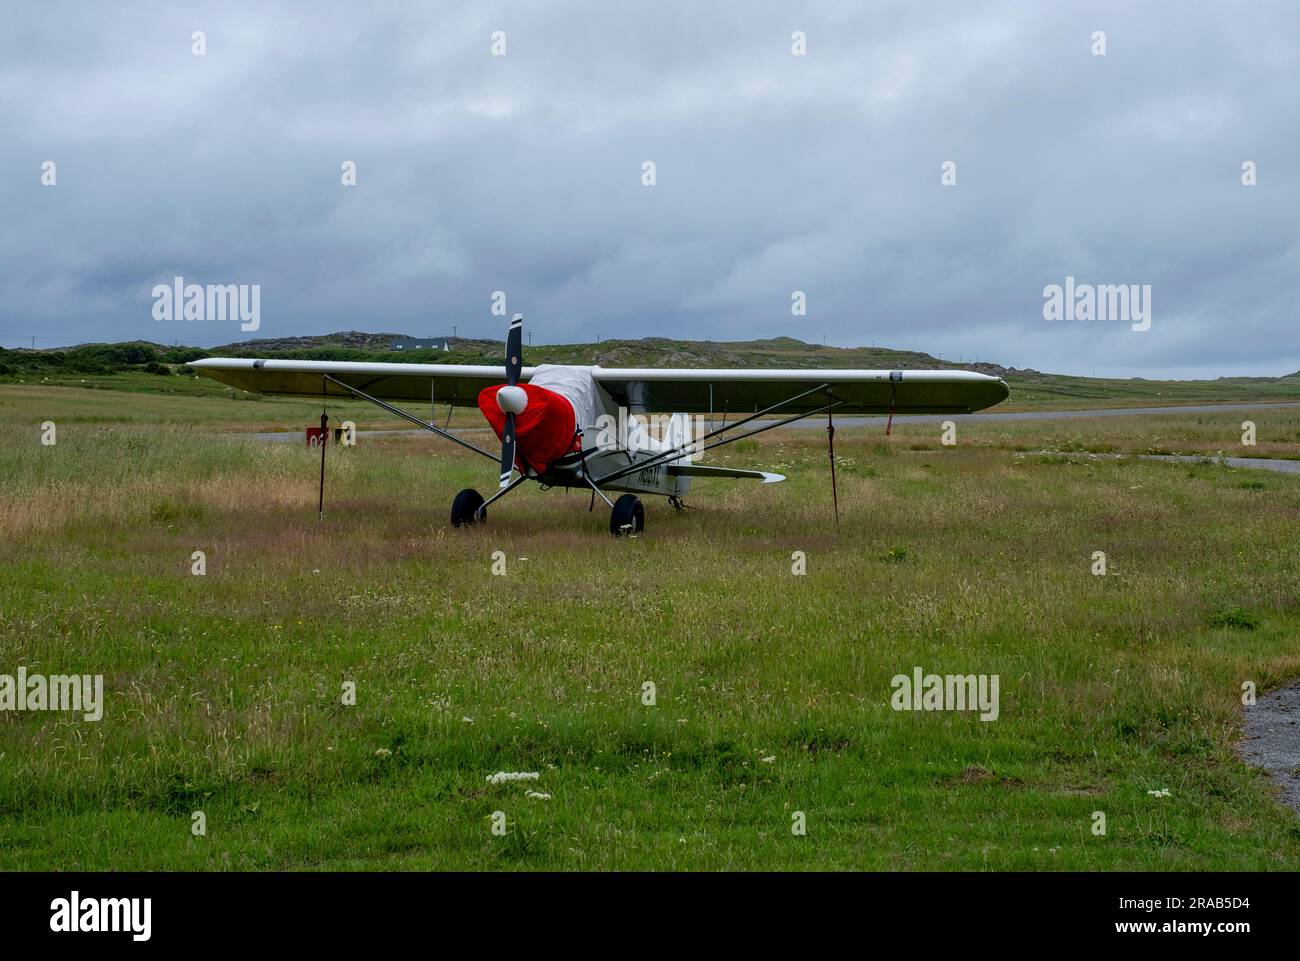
[{"x1": 452, "y1": 325, "x2": 457, "y2": 340}]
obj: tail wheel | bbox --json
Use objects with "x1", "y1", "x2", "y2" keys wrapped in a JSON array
[
  {"x1": 451, "y1": 488, "x2": 485, "y2": 527},
  {"x1": 609, "y1": 494, "x2": 644, "y2": 536}
]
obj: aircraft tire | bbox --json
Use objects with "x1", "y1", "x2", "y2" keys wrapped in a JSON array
[
  {"x1": 609, "y1": 494, "x2": 644, "y2": 536},
  {"x1": 451, "y1": 488, "x2": 485, "y2": 527}
]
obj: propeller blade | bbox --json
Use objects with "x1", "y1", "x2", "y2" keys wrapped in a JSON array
[
  {"x1": 499, "y1": 411, "x2": 516, "y2": 488},
  {"x1": 505, "y1": 313, "x2": 523, "y2": 387}
]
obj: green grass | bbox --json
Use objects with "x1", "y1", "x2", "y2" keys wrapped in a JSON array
[
  {"x1": 1, "y1": 387, "x2": 1299, "y2": 870},
  {"x1": 0, "y1": 380, "x2": 482, "y2": 431}
]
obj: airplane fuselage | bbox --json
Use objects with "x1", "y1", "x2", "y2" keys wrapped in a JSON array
[{"x1": 479, "y1": 364, "x2": 695, "y2": 499}]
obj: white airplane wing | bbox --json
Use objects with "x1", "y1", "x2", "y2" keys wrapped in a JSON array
[
  {"x1": 190, "y1": 358, "x2": 1008, "y2": 414},
  {"x1": 189, "y1": 358, "x2": 520, "y2": 404},
  {"x1": 591, "y1": 367, "x2": 1008, "y2": 415}
]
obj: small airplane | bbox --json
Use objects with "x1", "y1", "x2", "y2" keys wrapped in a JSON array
[{"x1": 191, "y1": 316, "x2": 1009, "y2": 534}]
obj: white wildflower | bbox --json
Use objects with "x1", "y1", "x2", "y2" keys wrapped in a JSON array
[{"x1": 487, "y1": 771, "x2": 540, "y2": 785}]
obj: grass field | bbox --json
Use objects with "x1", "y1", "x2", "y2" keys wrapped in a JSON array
[
  {"x1": 2, "y1": 384, "x2": 1299, "y2": 870},
  {"x1": 0, "y1": 378, "x2": 485, "y2": 432}
]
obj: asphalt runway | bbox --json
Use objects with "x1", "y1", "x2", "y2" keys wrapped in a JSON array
[
  {"x1": 1240, "y1": 683, "x2": 1300, "y2": 814},
  {"x1": 812, "y1": 400, "x2": 1300, "y2": 428}
]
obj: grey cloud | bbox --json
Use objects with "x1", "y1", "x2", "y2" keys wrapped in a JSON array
[{"x1": 1, "y1": 0, "x2": 1296, "y2": 377}]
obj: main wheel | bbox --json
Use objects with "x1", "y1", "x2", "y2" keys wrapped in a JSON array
[
  {"x1": 609, "y1": 494, "x2": 644, "y2": 536},
  {"x1": 451, "y1": 488, "x2": 485, "y2": 527}
]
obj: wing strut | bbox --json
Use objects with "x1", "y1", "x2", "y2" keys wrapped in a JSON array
[
  {"x1": 318, "y1": 378, "x2": 329, "y2": 520},
  {"x1": 827, "y1": 399, "x2": 839, "y2": 528},
  {"x1": 320, "y1": 374, "x2": 497, "y2": 462}
]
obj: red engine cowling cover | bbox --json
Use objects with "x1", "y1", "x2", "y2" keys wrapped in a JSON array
[{"x1": 477, "y1": 383, "x2": 577, "y2": 475}]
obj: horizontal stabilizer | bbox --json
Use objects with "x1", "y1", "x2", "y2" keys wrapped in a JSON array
[{"x1": 667, "y1": 464, "x2": 785, "y2": 484}]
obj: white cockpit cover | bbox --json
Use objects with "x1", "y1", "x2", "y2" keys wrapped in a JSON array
[{"x1": 528, "y1": 364, "x2": 600, "y2": 430}]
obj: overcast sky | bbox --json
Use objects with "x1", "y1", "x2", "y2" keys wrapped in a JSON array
[{"x1": 2, "y1": 1, "x2": 1297, "y2": 377}]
